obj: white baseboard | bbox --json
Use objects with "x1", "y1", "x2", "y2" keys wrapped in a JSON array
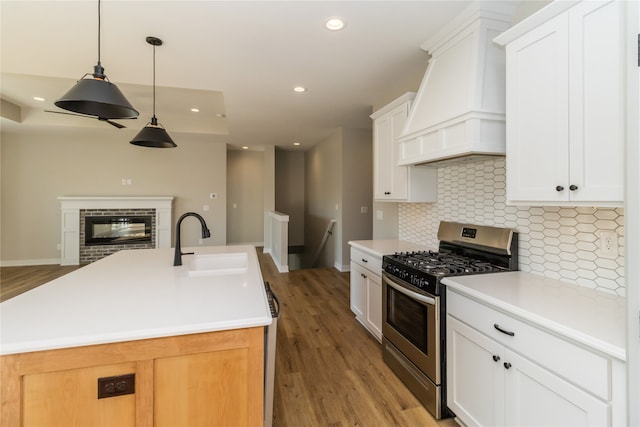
[
  {"x1": 1, "y1": 258, "x2": 60, "y2": 267},
  {"x1": 334, "y1": 262, "x2": 350, "y2": 272}
]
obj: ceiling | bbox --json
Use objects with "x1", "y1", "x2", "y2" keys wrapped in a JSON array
[{"x1": 1, "y1": 0, "x2": 495, "y2": 150}]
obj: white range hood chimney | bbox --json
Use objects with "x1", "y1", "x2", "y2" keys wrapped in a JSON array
[{"x1": 397, "y1": 2, "x2": 516, "y2": 166}]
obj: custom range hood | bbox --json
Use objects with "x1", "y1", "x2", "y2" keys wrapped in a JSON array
[{"x1": 397, "y1": 2, "x2": 515, "y2": 166}]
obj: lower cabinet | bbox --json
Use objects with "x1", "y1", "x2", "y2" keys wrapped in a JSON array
[
  {"x1": 155, "y1": 347, "x2": 254, "y2": 427},
  {"x1": 446, "y1": 290, "x2": 625, "y2": 427},
  {"x1": 350, "y1": 261, "x2": 383, "y2": 341},
  {"x1": 1, "y1": 327, "x2": 264, "y2": 427},
  {"x1": 22, "y1": 362, "x2": 138, "y2": 427},
  {"x1": 448, "y1": 317, "x2": 608, "y2": 427},
  {"x1": 350, "y1": 262, "x2": 367, "y2": 320},
  {"x1": 365, "y1": 274, "x2": 383, "y2": 340},
  {"x1": 349, "y1": 246, "x2": 383, "y2": 342}
]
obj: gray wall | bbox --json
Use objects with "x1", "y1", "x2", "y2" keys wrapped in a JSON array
[
  {"x1": 340, "y1": 128, "x2": 373, "y2": 269},
  {"x1": 227, "y1": 149, "x2": 265, "y2": 245},
  {"x1": 275, "y1": 149, "x2": 305, "y2": 247},
  {"x1": 0, "y1": 126, "x2": 227, "y2": 265},
  {"x1": 304, "y1": 127, "x2": 373, "y2": 270},
  {"x1": 372, "y1": 202, "x2": 400, "y2": 239},
  {"x1": 304, "y1": 131, "x2": 340, "y2": 268}
]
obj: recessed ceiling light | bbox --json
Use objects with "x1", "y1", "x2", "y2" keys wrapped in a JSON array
[
  {"x1": 190, "y1": 108, "x2": 200, "y2": 113},
  {"x1": 33, "y1": 96, "x2": 46, "y2": 102},
  {"x1": 325, "y1": 17, "x2": 345, "y2": 31},
  {"x1": 242, "y1": 146, "x2": 249, "y2": 150},
  {"x1": 293, "y1": 86, "x2": 307, "y2": 93},
  {"x1": 293, "y1": 142, "x2": 301, "y2": 146}
]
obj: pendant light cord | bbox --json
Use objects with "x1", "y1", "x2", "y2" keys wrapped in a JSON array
[
  {"x1": 152, "y1": 43, "x2": 156, "y2": 119},
  {"x1": 97, "y1": 0, "x2": 101, "y2": 66},
  {"x1": 93, "y1": 0, "x2": 105, "y2": 78}
]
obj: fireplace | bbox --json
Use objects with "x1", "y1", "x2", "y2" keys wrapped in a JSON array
[
  {"x1": 59, "y1": 196, "x2": 174, "y2": 266},
  {"x1": 85, "y1": 216, "x2": 152, "y2": 246}
]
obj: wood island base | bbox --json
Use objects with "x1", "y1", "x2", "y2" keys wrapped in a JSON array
[{"x1": 1, "y1": 327, "x2": 264, "y2": 427}]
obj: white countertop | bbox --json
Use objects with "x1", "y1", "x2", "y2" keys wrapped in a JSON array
[
  {"x1": 348, "y1": 239, "x2": 431, "y2": 258},
  {"x1": 442, "y1": 272, "x2": 626, "y2": 361},
  {"x1": 0, "y1": 245, "x2": 272, "y2": 355}
]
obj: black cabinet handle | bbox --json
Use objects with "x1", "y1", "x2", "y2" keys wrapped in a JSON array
[
  {"x1": 494, "y1": 324, "x2": 515, "y2": 336},
  {"x1": 492, "y1": 355, "x2": 500, "y2": 362},
  {"x1": 504, "y1": 362, "x2": 512, "y2": 369},
  {"x1": 555, "y1": 185, "x2": 564, "y2": 192},
  {"x1": 384, "y1": 191, "x2": 391, "y2": 195},
  {"x1": 362, "y1": 258, "x2": 368, "y2": 263},
  {"x1": 569, "y1": 184, "x2": 578, "y2": 191}
]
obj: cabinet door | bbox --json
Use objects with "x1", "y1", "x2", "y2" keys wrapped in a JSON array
[
  {"x1": 447, "y1": 316, "x2": 505, "y2": 427},
  {"x1": 373, "y1": 104, "x2": 409, "y2": 201},
  {"x1": 365, "y1": 273, "x2": 382, "y2": 342},
  {"x1": 155, "y1": 348, "x2": 256, "y2": 427},
  {"x1": 505, "y1": 12, "x2": 569, "y2": 203},
  {"x1": 504, "y1": 349, "x2": 610, "y2": 427},
  {"x1": 568, "y1": 0, "x2": 624, "y2": 203},
  {"x1": 22, "y1": 362, "x2": 137, "y2": 427},
  {"x1": 350, "y1": 262, "x2": 367, "y2": 319}
]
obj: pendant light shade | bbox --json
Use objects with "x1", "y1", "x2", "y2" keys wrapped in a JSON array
[
  {"x1": 130, "y1": 117, "x2": 177, "y2": 148},
  {"x1": 55, "y1": 0, "x2": 138, "y2": 120},
  {"x1": 130, "y1": 36, "x2": 177, "y2": 148}
]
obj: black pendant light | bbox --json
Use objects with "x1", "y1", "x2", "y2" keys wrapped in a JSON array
[
  {"x1": 130, "y1": 36, "x2": 177, "y2": 148},
  {"x1": 55, "y1": 0, "x2": 138, "y2": 120}
]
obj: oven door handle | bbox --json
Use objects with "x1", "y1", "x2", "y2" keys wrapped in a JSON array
[{"x1": 384, "y1": 275, "x2": 436, "y2": 306}]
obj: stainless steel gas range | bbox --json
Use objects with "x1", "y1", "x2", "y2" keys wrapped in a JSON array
[{"x1": 381, "y1": 221, "x2": 518, "y2": 419}]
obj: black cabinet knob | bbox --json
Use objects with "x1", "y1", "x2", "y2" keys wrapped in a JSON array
[
  {"x1": 492, "y1": 355, "x2": 500, "y2": 362},
  {"x1": 569, "y1": 185, "x2": 578, "y2": 191},
  {"x1": 504, "y1": 362, "x2": 512, "y2": 369},
  {"x1": 555, "y1": 185, "x2": 564, "y2": 192}
]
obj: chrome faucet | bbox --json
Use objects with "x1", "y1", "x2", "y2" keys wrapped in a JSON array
[{"x1": 173, "y1": 212, "x2": 211, "y2": 266}]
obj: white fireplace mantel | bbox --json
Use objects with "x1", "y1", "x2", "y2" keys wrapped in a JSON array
[{"x1": 59, "y1": 196, "x2": 174, "y2": 265}]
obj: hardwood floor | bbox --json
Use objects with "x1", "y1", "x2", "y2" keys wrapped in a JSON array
[
  {"x1": 0, "y1": 264, "x2": 82, "y2": 302},
  {"x1": 257, "y1": 251, "x2": 457, "y2": 427},
  {"x1": 1, "y1": 252, "x2": 458, "y2": 427}
]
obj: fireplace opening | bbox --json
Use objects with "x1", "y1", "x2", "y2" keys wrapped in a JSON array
[{"x1": 85, "y1": 216, "x2": 152, "y2": 246}]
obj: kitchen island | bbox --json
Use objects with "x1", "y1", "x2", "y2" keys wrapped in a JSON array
[{"x1": 1, "y1": 245, "x2": 271, "y2": 427}]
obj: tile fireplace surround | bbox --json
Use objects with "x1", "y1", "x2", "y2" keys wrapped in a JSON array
[{"x1": 59, "y1": 196, "x2": 173, "y2": 266}]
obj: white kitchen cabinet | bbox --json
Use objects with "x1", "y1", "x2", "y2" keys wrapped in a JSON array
[
  {"x1": 349, "y1": 247, "x2": 383, "y2": 341},
  {"x1": 495, "y1": 0, "x2": 625, "y2": 207},
  {"x1": 349, "y1": 262, "x2": 367, "y2": 319},
  {"x1": 371, "y1": 93, "x2": 436, "y2": 203},
  {"x1": 447, "y1": 289, "x2": 624, "y2": 427}
]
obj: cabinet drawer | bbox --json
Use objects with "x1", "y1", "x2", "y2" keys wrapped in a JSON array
[
  {"x1": 350, "y1": 248, "x2": 382, "y2": 274},
  {"x1": 447, "y1": 290, "x2": 611, "y2": 400}
]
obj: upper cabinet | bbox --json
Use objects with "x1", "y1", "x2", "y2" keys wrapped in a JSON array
[
  {"x1": 371, "y1": 93, "x2": 437, "y2": 202},
  {"x1": 495, "y1": 0, "x2": 625, "y2": 207}
]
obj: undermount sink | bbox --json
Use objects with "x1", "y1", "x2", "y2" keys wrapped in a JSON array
[{"x1": 186, "y1": 252, "x2": 248, "y2": 277}]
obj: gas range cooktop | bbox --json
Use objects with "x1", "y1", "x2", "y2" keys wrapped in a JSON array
[
  {"x1": 389, "y1": 251, "x2": 507, "y2": 276},
  {"x1": 382, "y1": 222, "x2": 518, "y2": 295}
]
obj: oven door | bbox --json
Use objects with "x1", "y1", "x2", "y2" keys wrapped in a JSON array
[{"x1": 382, "y1": 272, "x2": 440, "y2": 384}]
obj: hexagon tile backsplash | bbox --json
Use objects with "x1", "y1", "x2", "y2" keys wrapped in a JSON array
[{"x1": 398, "y1": 158, "x2": 625, "y2": 296}]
